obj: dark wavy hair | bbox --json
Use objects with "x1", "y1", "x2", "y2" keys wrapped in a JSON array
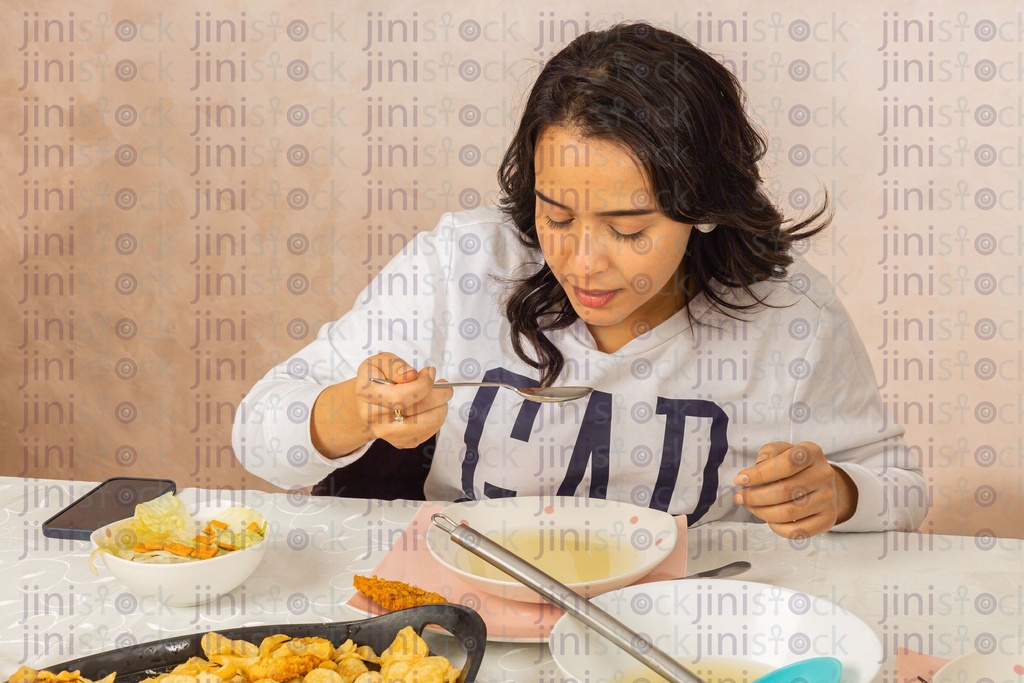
[{"x1": 497, "y1": 21, "x2": 831, "y2": 386}]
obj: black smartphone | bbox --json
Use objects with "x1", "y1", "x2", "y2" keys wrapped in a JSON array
[{"x1": 42, "y1": 477, "x2": 176, "y2": 541}]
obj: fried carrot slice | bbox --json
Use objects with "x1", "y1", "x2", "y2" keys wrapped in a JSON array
[
  {"x1": 166, "y1": 542, "x2": 195, "y2": 557},
  {"x1": 192, "y1": 545, "x2": 219, "y2": 560}
]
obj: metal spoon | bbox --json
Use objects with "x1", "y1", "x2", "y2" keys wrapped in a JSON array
[
  {"x1": 431, "y1": 512, "x2": 704, "y2": 683},
  {"x1": 685, "y1": 560, "x2": 751, "y2": 580},
  {"x1": 370, "y1": 377, "x2": 593, "y2": 403},
  {"x1": 431, "y1": 514, "x2": 843, "y2": 683}
]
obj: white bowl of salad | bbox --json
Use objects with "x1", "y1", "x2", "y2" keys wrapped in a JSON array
[{"x1": 89, "y1": 492, "x2": 268, "y2": 607}]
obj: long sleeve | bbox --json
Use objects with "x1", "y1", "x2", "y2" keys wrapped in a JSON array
[
  {"x1": 232, "y1": 213, "x2": 458, "y2": 490},
  {"x1": 792, "y1": 294, "x2": 928, "y2": 532}
]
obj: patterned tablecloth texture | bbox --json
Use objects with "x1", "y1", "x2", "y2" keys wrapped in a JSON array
[{"x1": 2, "y1": 479, "x2": 1022, "y2": 682}]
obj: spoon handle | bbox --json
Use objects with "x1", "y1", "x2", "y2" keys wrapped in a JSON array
[
  {"x1": 684, "y1": 561, "x2": 751, "y2": 580},
  {"x1": 369, "y1": 378, "x2": 504, "y2": 389},
  {"x1": 431, "y1": 514, "x2": 704, "y2": 683}
]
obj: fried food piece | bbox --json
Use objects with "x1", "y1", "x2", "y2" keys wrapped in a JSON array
[
  {"x1": 7, "y1": 669, "x2": 115, "y2": 683},
  {"x1": 351, "y1": 674, "x2": 383, "y2": 683},
  {"x1": 378, "y1": 628, "x2": 459, "y2": 683},
  {"x1": 256, "y1": 636, "x2": 291, "y2": 658},
  {"x1": 151, "y1": 676, "x2": 198, "y2": 683},
  {"x1": 243, "y1": 638, "x2": 334, "y2": 683},
  {"x1": 200, "y1": 633, "x2": 260, "y2": 680},
  {"x1": 18, "y1": 626, "x2": 459, "y2": 683},
  {"x1": 352, "y1": 575, "x2": 447, "y2": 612},
  {"x1": 244, "y1": 654, "x2": 316, "y2": 682},
  {"x1": 329, "y1": 640, "x2": 372, "y2": 683},
  {"x1": 7, "y1": 667, "x2": 41, "y2": 683},
  {"x1": 177, "y1": 657, "x2": 224, "y2": 675},
  {"x1": 379, "y1": 627, "x2": 430, "y2": 664},
  {"x1": 333, "y1": 658, "x2": 369, "y2": 683},
  {"x1": 301, "y1": 670, "x2": 342, "y2": 683},
  {"x1": 202, "y1": 633, "x2": 259, "y2": 660},
  {"x1": 406, "y1": 657, "x2": 458, "y2": 683}
]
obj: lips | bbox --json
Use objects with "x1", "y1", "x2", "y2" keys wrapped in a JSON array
[{"x1": 572, "y1": 286, "x2": 620, "y2": 308}]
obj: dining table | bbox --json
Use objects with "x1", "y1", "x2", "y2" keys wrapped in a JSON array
[{"x1": 1, "y1": 477, "x2": 1021, "y2": 682}]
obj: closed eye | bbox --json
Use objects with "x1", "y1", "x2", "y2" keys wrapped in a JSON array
[
  {"x1": 543, "y1": 216, "x2": 574, "y2": 229},
  {"x1": 542, "y1": 213, "x2": 647, "y2": 242},
  {"x1": 611, "y1": 229, "x2": 647, "y2": 243}
]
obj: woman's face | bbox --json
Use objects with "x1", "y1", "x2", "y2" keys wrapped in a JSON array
[{"x1": 533, "y1": 126, "x2": 694, "y2": 354}]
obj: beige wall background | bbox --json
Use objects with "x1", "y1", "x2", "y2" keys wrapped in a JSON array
[{"x1": 2, "y1": 0, "x2": 1021, "y2": 539}]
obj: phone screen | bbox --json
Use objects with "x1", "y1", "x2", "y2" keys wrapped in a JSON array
[{"x1": 42, "y1": 477, "x2": 176, "y2": 540}]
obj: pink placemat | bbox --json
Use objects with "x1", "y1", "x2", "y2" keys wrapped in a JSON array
[
  {"x1": 346, "y1": 502, "x2": 688, "y2": 642},
  {"x1": 895, "y1": 647, "x2": 951, "y2": 683}
]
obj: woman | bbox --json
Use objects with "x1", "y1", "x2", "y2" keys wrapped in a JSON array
[{"x1": 233, "y1": 22, "x2": 926, "y2": 538}]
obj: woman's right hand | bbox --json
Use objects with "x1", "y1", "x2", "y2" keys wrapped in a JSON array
[{"x1": 355, "y1": 352, "x2": 454, "y2": 449}]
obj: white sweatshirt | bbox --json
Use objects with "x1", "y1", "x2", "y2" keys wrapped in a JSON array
[{"x1": 233, "y1": 207, "x2": 927, "y2": 532}]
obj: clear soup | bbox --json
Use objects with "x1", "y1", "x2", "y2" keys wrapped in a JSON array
[
  {"x1": 617, "y1": 657, "x2": 773, "y2": 683},
  {"x1": 458, "y1": 528, "x2": 636, "y2": 583}
]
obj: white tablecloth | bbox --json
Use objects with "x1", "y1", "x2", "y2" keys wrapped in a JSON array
[{"x1": 1, "y1": 479, "x2": 1021, "y2": 682}]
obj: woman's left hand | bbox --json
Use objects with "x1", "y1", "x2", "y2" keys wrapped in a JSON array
[{"x1": 732, "y1": 441, "x2": 858, "y2": 539}]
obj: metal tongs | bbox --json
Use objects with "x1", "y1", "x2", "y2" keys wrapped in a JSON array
[{"x1": 430, "y1": 513, "x2": 703, "y2": 683}]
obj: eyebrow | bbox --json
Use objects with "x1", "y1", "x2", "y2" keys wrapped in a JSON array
[{"x1": 534, "y1": 190, "x2": 656, "y2": 217}]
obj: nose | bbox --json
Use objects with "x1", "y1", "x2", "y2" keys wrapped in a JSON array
[{"x1": 570, "y1": 222, "x2": 610, "y2": 277}]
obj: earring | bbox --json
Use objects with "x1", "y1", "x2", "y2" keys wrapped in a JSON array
[{"x1": 696, "y1": 223, "x2": 717, "y2": 234}]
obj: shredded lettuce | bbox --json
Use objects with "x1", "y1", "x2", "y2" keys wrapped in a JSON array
[
  {"x1": 204, "y1": 505, "x2": 268, "y2": 550},
  {"x1": 130, "y1": 491, "x2": 193, "y2": 544},
  {"x1": 90, "y1": 495, "x2": 266, "y2": 573}
]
